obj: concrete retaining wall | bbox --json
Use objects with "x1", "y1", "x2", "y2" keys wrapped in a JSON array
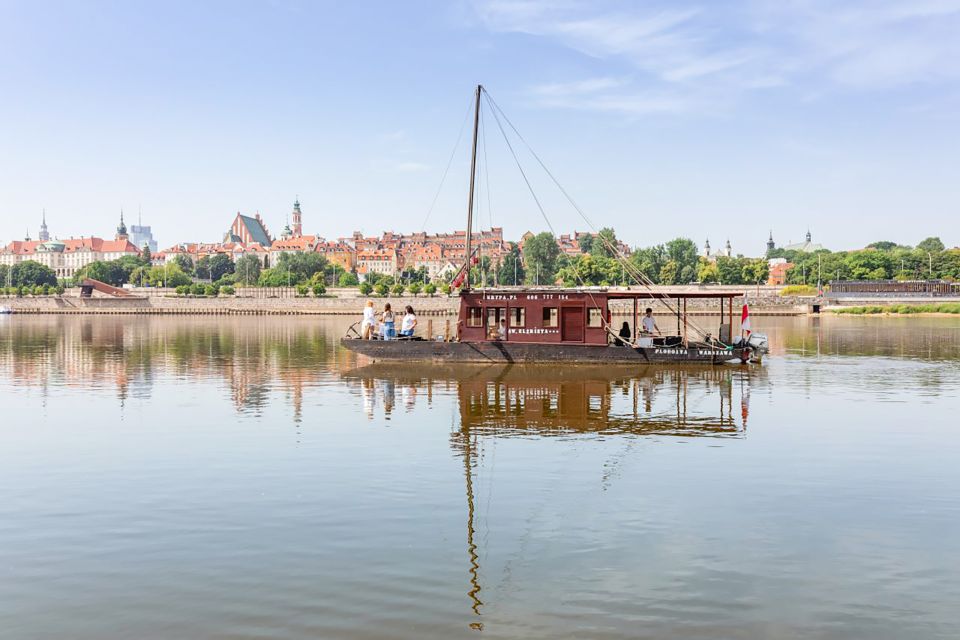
[{"x1": 2, "y1": 292, "x2": 811, "y2": 316}]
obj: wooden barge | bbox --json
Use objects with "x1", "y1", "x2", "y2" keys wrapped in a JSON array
[{"x1": 342, "y1": 288, "x2": 763, "y2": 364}]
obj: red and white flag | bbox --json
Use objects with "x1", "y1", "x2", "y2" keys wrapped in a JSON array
[{"x1": 741, "y1": 295, "x2": 752, "y2": 337}]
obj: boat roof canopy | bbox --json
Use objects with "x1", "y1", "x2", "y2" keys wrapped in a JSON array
[{"x1": 467, "y1": 287, "x2": 744, "y2": 299}]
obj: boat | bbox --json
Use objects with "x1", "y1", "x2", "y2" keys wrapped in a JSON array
[
  {"x1": 0, "y1": 305, "x2": 12, "y2": 315},
  {"x1": 342, "y1": 86, "x2": 768, "y2": 365}
]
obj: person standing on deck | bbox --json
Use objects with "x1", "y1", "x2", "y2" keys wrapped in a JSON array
[
  {"x1": 361, "y1": 300, "x2": 376, "y2": 339},
  {"x1": 400, "y1": 305, "x2": 418, "y2": 337},
  {"x1": 381, "y1": 303, "x2": 397, "y2": 340},
  {"x1": 641, "y1": 308, "x2": 660, "y2": 335}
]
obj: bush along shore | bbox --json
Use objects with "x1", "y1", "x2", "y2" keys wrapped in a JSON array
[{"x1": 833, "y1": 303, "x2": 960, "y2": 315}]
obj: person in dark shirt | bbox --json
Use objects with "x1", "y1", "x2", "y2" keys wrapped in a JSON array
[{"x1": 616, "y1": 321, "x2": 631, "y2": 346}]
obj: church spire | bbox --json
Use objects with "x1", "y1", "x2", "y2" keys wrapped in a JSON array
[
  {"x1": 39, "y1": 208, "x2": 50, "y2": 242},
  {"x1": 116, "y1": 209, "x2": 128, "y2": 240},
  {"x1": 291, "y1": 197, "x2": 303, "y2": 238}
]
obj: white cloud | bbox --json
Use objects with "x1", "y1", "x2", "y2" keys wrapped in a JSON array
[{"x1": 472, "y1": 0, "x2": 960, "y2": 114}]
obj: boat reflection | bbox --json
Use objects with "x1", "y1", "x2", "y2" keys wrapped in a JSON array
[
  {"x1": 347, "y1": 363, "x2": 762, "y2": 437},
  {"x1": 347, "y1": 362, "x2": 761, "y2": 629}
]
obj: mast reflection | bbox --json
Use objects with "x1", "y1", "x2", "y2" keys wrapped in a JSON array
[{"x1": 347, "y1": 362, "x2": 761, "y2": 630}]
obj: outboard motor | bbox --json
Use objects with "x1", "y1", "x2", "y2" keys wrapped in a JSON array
[{"x1": 747, "y1": 332, "x2": 769, "y2": 362}]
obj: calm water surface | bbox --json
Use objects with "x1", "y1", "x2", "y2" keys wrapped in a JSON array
[{"x1": 2, "y1": 315, "x2": 959, "y2": 639}]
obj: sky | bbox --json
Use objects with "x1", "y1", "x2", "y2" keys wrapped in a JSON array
[{"x1": 1, "y1": 0, "x2": 958, "y2": 255}]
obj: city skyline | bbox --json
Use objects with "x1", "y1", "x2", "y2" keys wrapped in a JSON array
[{"x1": 2, "y1": 1, "x2": 959, "y2": 252}]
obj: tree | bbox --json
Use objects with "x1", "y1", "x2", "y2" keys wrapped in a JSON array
[
  {"x1": 276, "y1": 252, "x2": 327, "y2": 283},
  {"x1": 338, "y1": 272, "x2": 359, "y2": 287},
  {"x1": 664, "y1": 238, "x2": 699, "y2": 284},
  {"x1": 0, "y1": 265, "x2": 9, "y2": 287},
  {"x1": 658, "y1": 260, "x2": 678, "y2": 285},
  {"x1": 916, "y1": 237, "x2": 945, "y2": 253},
  {"x1": 128, "y1": 265, "x2": 150, "y2": 286},
  {"x1": 173, "y1": 253, "x2": 195, "y2": 275},
  {"x1": 591, "y1": 227, "x2": 619, "y2": 258},
  {"x1": 149, "y1": 263, "x2": 191, "y2": 287},
  {"x1": 742, "y1": 258, "x2": 769, "y2": 285},
  {"x1": 359, "y1": 281, "x2": 373, "y2": 295},
  {"x1": 80, "y1": 260, "x2": 126, "y2": 286},
  {"x1": 234, "y1": 255, "x2": 262, "y2": 286},
  {"x1": 196, "y1": 254, "x2": 234, "y2": 282},
  {"x1": 697, "y1": 259, "x2": 719, "y2": 283},
  {"x1": 391, "y1": 283, "x2": 406, "y2": 296},
  {"x1": 522, "y1": 232, "x2": 560, "y2": 285},
  {"x1": 497, "y1": 246, "x2": 525, "y2": 285},
  {"x1": 578, "y1": 234, "x2": 594, "y2": 255},
  {"x1": 141, "y1": 244, "x2": 152, "y2": 264},
  {"x1": 408, "y1": 282, "x2": 423, "y2": 296},
  {"x1": 312, "y1": 283, "x2": 326, "y2": 296},
  {"x1": 258, "y1": 268, "x2": 295, "y2": 287},
  {"x1": 630, "y1": 245, "x2": 667, "y2": 284},
  {"x1": 374, "y1": 283, "x2": 388, "y2": 297},
  {"x1": 556, "y1": 254, "x2": 621, "y2": 286},
  {"x1": 424, "y1": 283, "x2": 437, "y2": 296},
  {"x1": 867, "y1": 241, "x2": 901, "y2": 251}
]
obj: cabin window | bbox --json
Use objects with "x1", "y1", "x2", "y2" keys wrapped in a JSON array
[
  {"x1": 510, "y1": 307, "x2": 525, "y2": 327},
  {"x1": 486, "y1": 307, "x2": 506, "y2": 338},
  {"x1": 587, "y1": 308, "x2": 604, "y2": 328},
  {"x1": 467, "y1": 307, "x2": 483, "y2": 327},
  {"x1": 542, "y1": 307, "x2": 558, "y2": 328}
]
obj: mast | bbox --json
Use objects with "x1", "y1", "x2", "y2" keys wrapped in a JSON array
[{"x1": 463, "y1": 84, "x2": 482, "y2": 292}]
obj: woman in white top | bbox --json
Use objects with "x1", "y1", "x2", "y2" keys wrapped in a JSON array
[
  {"x1": 400, "y1": 305, "x2": 417, "y2": 337},
  {"x1": 361, "y1": 300, "x2": 376, "y2": 339}
]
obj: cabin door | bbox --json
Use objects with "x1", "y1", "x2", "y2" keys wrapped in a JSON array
[{"x1": 561, "y1": 307, "x2": 584, "y2": 342}]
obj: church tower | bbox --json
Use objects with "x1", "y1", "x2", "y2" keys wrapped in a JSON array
[
  {"x1": 766, "y1": 230, "x2": 775, "y2": 256},
  {"x1": 116, "y1": 210, "x2": 128, "y2": 241},
  {"x1": 703, "y1": 238, "x2": 711, "y2": 258},
  {"x1": 806, "y1": 229, "x2": 812, "y2": 243},
  {"x1": 725, "y1": 239, "x2": 732, "y2": 257},
  {"x1": 39, "y1": 209, "x2": 50, "y2": 242},
  {"x1": 291, "y1": 198, "x2": 303, "y2": 238}
]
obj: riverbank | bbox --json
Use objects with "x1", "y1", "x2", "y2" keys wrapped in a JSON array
[
  {"x1": 1, "y1": 292, "x2": 811, "y2": 316},
  {"x1": 830, "y1": 303, "x2": 960, "y2": 315}
]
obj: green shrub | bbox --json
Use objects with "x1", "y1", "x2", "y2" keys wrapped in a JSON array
[
  {"x1": 440, "y1": 283, "x2": 452, "y2": 296},
  {"x1": 312, "y1": 283, "x2": 326, "y2": 296},
  {"x1": 190, "y1": 283, "x2": 205, "y2": 296},
  {"x1": 54, "y1": 284, "x2": 65, "y2": 295},
  {"x1": 33, "y1": 285, "x2": 44, "y2": 296},
  {"x1": 175, "y1": 285, "x2": 189, "y2": 295},
  {"x1": 780, "y1": 284, "x2": 818, "y2": 297},
  {"x1": 204, "y1": 284, "x2": 218, "y2": 297},
  {"x1": 424, "y1": 283, "x2": 437, "y2": 296},
  {"x1": 408, "y1": 282, "x2": 422, "y2": 296},
  {"x1": 339, "y1": 272, "x2": 359, "y2": 287},
  {"x1": 296, "y1": 284, "x2": 309, "y2": 297},
  {"x1": 391, "y1": 283, "x2": 405, "y2": 296},
  {"x1": 359, "y1": 282, "x2": 373, "y2": 295},
  {"x1": 221, "y1": 285, "x2": 235, "y2": 296},
  {"x1": 374, "y1": 283, "x2": 388, "y2": 297},
  {"x1": 40, "y1": 283, "x2": 51, "y2": 296}
]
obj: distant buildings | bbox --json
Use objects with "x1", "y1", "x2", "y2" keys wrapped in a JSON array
[
  {"x1": 0, "y1": 212, "x2": 140, "y2": 279},
  {"x1": 703, "y1": 238, "x2": 733, "y2": 261},
  {"x1": 768, "y1": 230, "x2": 824, "y2": 255},
  {"x1": 767, "y1": 258, "x2": 793, "y2": 285},
  {"x1": 129, "y1": 217, "x2": 158, "y2": 254}
]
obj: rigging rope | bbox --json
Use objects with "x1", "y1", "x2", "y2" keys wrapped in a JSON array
[
  {"x1": 483, "y1": 89, "x2": 719, "y2": 343},
  {"x1": 419, "y1": 95, "x2": 475, "y2": 233}
]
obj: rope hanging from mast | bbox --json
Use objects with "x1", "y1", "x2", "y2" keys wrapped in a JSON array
[{"x1": 482, "y1": 89, "x2": 718, "y2": 343}]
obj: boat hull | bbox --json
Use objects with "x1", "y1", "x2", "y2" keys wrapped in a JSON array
[{"x1": 341, "y1": 338, "x2": 752, "y2": 365}]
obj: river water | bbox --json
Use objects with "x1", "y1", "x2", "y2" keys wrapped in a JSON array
[{"x1": 1, "y1": 315, "x2": 959, "y2": 639}]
